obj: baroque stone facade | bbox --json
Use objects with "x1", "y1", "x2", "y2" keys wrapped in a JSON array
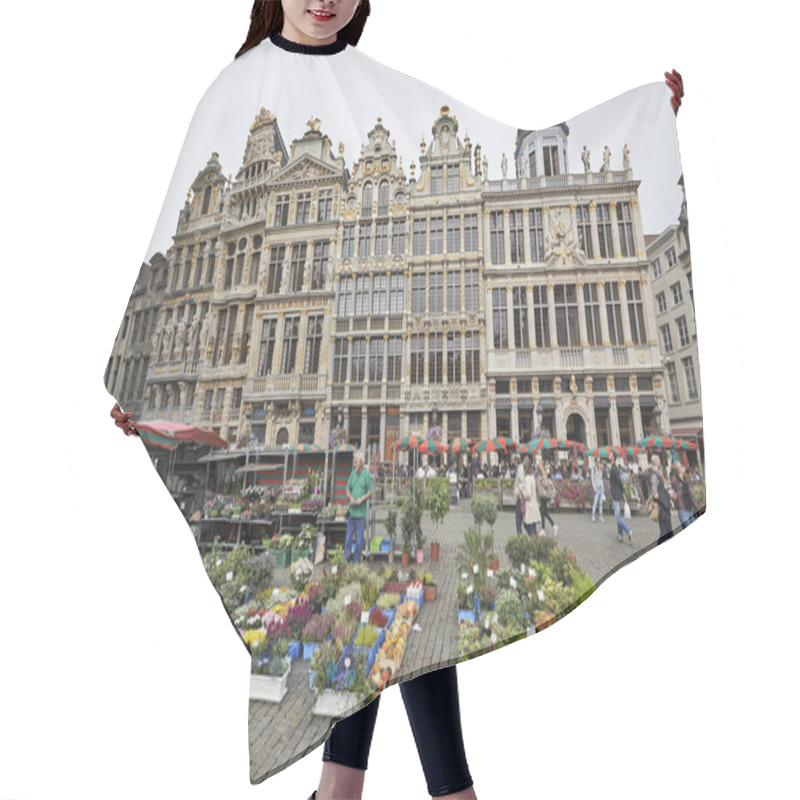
[{"x1": 106, "y1": 106, "x2": 686, "y2": 460}]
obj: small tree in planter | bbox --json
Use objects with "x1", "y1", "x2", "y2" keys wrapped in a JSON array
[
  {"x1": 456, "y1": 525, "x2": 493, "y2": 592},
  {"x1": 384, "y1": 506, "x2": 398, "y2": 556},
  {"x1": 399, "y1": 488, "x2": 423, "y2": 567},
  {"x1": 426, "y1": 477, "x2": 450, "y2": 562}
]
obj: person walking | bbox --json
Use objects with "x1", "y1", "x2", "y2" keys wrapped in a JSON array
[
  {"x1": 649, "y1": 454, "x2": 674, "y2": 546},
  {"x1": 513, "y1": 453, "x2": 525, "y2": 535},
  {"x1": 671, "y1": 461, "x2": 700, "y2": 529},
  {"x1": 345, "y1": 450, "x2": 372, "y2": 564},
  {"x1": 521, "y1": 457, "x2": 541, "y2": 536},
  {"x1": 609, "y1": 457, "x2": 633, "y2": 542},
  {"x1": 536, "y1": 461, "x2": 558, "y2": 537},
  {"x1": 590, "y1": 457, "x2": 605, "y2": 523}
]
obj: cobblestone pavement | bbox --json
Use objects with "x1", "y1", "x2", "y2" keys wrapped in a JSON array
[{"x1": 249, "y1": 501, "x2": 682, "y2": 781}]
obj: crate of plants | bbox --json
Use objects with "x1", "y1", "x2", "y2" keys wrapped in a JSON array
[
  {"x1": 267, "y1": 534, "x2": 292, "y2": 568},
  {"x1": 404, "y1": 579, "x2": 424, "y2": 609},
  {"x1": 313, "y1": 642, "x2": 372, "y2": 717},
  {"x1": 247, "y1": 631, "x2": 292, "y2": 703},
  {"x1": 351, "y1": 623, "x2": 385, "y2": 672},
  {"x1": 368, "y1": 604, "x2": 393, "y2": 631},
  {"x1": 374, "y1": 591, "x2": 401, "y2": 616},
  {"x1": 309, "y1": 636, "x2": 344, "y2": 698},
  {"x1": 456, "y1": 582, "x2": 478, "y2": 624},
  {"x1": 301, "y1": 611, "x2": 335, "y2": 660}
]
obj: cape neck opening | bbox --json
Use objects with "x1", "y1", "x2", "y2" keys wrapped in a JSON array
[{"x1": 269, "y1": 31, "x2": 348, "y2": 55}]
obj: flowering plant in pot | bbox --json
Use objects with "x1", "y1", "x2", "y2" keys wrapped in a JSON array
[{"x1": 422, "y1": 571, "x2": 437, "y2": 601}]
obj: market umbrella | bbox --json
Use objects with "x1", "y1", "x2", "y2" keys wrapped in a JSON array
[
  {"x1": 637, "y1": 435, "x2": 676, "y2": 449},
  {"x1": 673, "y1": 438, "x2": 697, "y2": 450},
  {"x1": 586, "y1": 446, "x2": 624, "y2": 459},
  {"x1": 416, "y1": 438, "x2": 449, "y2": 454},
  {"x1": 529, "y1": 437, "x2": 561, "y2": 450},
  {"x1": 493, "y1": 436, "x2": 518, "y2": 452},
  {"x1": 393, "y1": 433, "x2": 424, "y2": 451},
  {"x1": 449, "y1": 437, "x2": 473, "y2": 453},
  {"x1": 619, "y1": 444, "x2": 644, "y2": 456},
  {"x1": 516, "y1": 442, "x2": 540, "y2": 455},
  {"x1": 134, "y1": 420, "x2": 228, "y2": 451},
  {"x1": 134, "y1": 420, "x2": 228, "y2": 489}
]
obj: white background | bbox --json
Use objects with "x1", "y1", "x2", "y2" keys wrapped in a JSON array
[{"x1": 0, "y1": 2, "x2": 796, "y2": 798}]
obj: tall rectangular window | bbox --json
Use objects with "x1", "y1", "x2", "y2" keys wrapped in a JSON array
[
  {"x1": 661, "y1": 323, "x2": 674, "y2": 353},
  {"x1": 223, "y1": 306, "x2": 238, "y2": 365},
  {"x1": 597, "y1": 203, "x2": 612, "y2": 258},
  {"x1": 509, "y1": 209, "x2": 524, "y2": 264},
  {"x1": 532, "y1": 285, "x2": 550, "y2": 347},
  {"x1": 257, "y1": 318, "x2": 277, "y2": 375},
  {"x1": 387, "y1": 337, "x2": 402, "y2": 382},
  {"x1": 617, "y1": 201, "x2": 635, "y2": 257},
  {"x1": 430, "y1": 272, "x2": 443, "y2": 314},
  {"x1": 652, "y1": 257, "x2": 662, "y2": 278},
  {"x1": 342, "y1": 225, "x2": 355, "y2": 258},
  {"x1": 666, "y1": 360, "x2": 680, "y2": 403},
  {"x1": 333, "y1": 339, "x2": 348, "y2": 383},
  {"x1": 240, "y1": 304, "x2": 254, "y2": 365},
  {"x1": 604, "y1": 282, "x2": 624, "y2": 346},
  {"x1": 410, "y1": 334, "x2": 425, "y2": 384},
  {"x1": 358, "y1": 222, "x2": 372, "y2": 258},
  {"x1": 492, "y1": 288, "x2": 508, "y2": 349},
  {"x1": 430, "y1": 217, "x2": 443, "y2": 255},
  {"x1": 626, "y1": 280, "x2": 646, "y2": 345},
  {"x1": 248, "y1": 247, "x2": 260, "y2": 285},
  {"x1": 350, "y1": 338, "x2": 367, "y2": 382},
  {"x1": 467, "y1": 410, "x2": 481, "y2": 440},
  {"x1": 464, "y1": 214, "x2": 478, "y2": 251},
  {"x1": 447, "y1": 332, "x2": 461, "y2": 382},
  {"x1": 512, "y1": 286, "x2": 529, "y2": 349},
  {"x1": 682, "y1": 355, "x2": 699, "y2": 399},
  {"x1": 676, "y1": 315, "x2": 690, "y2": 348},
  {"x1": 305, "y1": 315, "x2": 324, "y2": 374},
  {"x1": 392, "y1": 219, "x2": 406, "y2": 255},
  {"x1": 296, "y1": 192, "x2": 312, "y2": 224},
  {"x1": 490, "y1": 211, "x2": 504, "y2": 264},
  {"x1": 447, "y1": 217, "x2": 461, "y2": 254},
  {"x1": 576, "y1": 205, "x2": 593, "y2": 259},
  {"x1": 372, "y1": 275, "x2": 387, "y2": 316},
  {"x1": 447, "y1": 270, "x2": 460, "y2": 312},
  {"x1": 584, "y1": 283, "x2": 601, "y2": 346},
  {"x1": 656, "y1": 291, "x2": 667, "y2": 313},
  {"x1": 194, "y1": 242, "x2": 205, "y2": 287},
  {"x1": 375, "y1": 221, "x2": 388, "y2": 256},
  {"x1": 369, "y1": 338, "x2": 384, "y2": 383},
  {"x1": 447, "y1": 163, "x2": 459, "y2": 193},
  {"x1": 528, "y1": 208, "x2": 544, "y2": 262},
  {"x1": 429, "y1": 333, "x2": 443, "y2": 383},
  {"x1": 280, "y1": 316, "x2": 300, "y2": 373},
  {"x1": 465, "y1": 333, "x2": 480, "y2": 382},
  {"x1": 389, "y1": 274, "x2": 404, "y2": 314},
  {"x1": 337, "y1": 276, "x2": 353, "y2": 317},
  {"x1": 183, "y1": 244, "x2": 195, "y2": 289},
  {"x1": 543, "y1": 144, "x2": 560, "y2": 175},
  {"x1": 666, "y1": 246, "x2": 677, "y2": 268},
  {"x1": 354, "y1": 275, "x2": 370, "y2": 317},
  {"x1": 266, "y1": 246, "x2": 284, "y2": 294},
  {"x1": 430, "y1": 164, "x2": 443, "y2": 194},
  {"x1": 413, "y1": 219, "x2": 427, "y2": 256},
  {"x1": 317, "y1": 189, "x2": 333, "y2": 221},
  {"x1": 412, "y1": 273, "x2": 426, "y2": 314},
  {"x1": 205, "y1": 238, "x2": 217, "y2": 284},
  {"x1": 290, "y1": 242, "x2": 306, "y2": 292},
  {"x1": 274, "y1": 194, "x2": 290, "y2": 226},
  {"x1": 671, "y1": 281, "x2": 684, "y2": 305},
  {"x1": 554, "y1": 284, "x2": 579, "y2": 347},
  {"x1": 311, "y1": 241, "x2": 329, "y2": 290},
  {"x1": 464, "y1": 269, "x2": 479, "y2": 312}
]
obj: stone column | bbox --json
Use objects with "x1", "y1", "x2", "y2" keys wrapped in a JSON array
[
  {"x1": 610, "y1": 201, "x2": 622, "y2": 259},
  {"x1": 589, "y1": 202, "x2": 601, "y2": 261}
]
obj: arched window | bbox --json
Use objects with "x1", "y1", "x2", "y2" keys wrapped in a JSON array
[
  {"x1": 377, "y1": 180, "x2": 390, "y2": 216},
  {"x1": 276, "y1": 427, "x2": 290, "y2": 446},
  {"x1": 361, "y1": 182, "x2": 373, "y2": 218}
]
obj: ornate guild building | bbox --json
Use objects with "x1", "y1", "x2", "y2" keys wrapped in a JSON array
[{"x1": 106, "y1": 105, "x2": 680, "y2": 459}]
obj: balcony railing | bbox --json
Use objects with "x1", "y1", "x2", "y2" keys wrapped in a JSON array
[
  {"x1": 245, "y1": 373, "x2": 325, "y2": 397},
  {"x1": 559, "y1": 348, "x2": 584, "y2": 368}
]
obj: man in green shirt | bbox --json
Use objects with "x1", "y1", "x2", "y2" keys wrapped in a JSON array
[{"x1": 344, "y1": 450, "x2": 373, "y2": 564}]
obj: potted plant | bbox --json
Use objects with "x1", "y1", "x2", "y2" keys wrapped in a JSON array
[
  {"x1": 426, "y1": 476, "x2": 449, "y2": 562},
  {"x1": 422, "y1": 571, "x2": 437, "y2": 602},
  {"x1": 456, "y1": 582, "x2": 477, "y2": 624},
  {"x1": 248, "y1": 636, "x2": 291, "y2": 703},
  {"x1": 384, "y1": 506, "x2": 398, "y2": 557},
  {"x1": 415, "y1": 522, "x2": 426, "y2": 565},
  {"x1": 301, "y1": 612, "x2": 335, "y2": 660}
]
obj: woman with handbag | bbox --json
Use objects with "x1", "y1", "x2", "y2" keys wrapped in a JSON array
[
  {"x1": 536, "y1": 461, "x2": 558, "y2": 538},
  {"x1": 671, "y1": 461, "x2": 699, "y2": 529}
]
